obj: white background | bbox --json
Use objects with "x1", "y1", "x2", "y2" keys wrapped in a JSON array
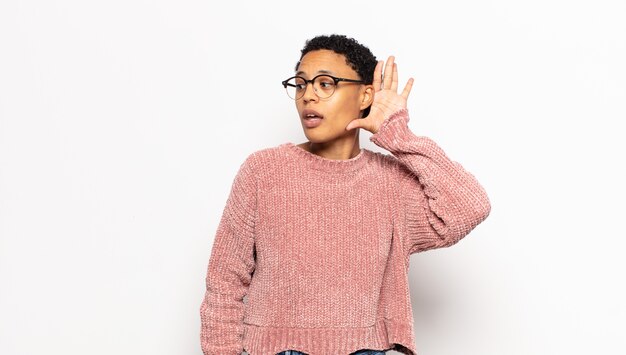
[{"x1": 1, "y1": 1, "x2": 625, "y2": 354}]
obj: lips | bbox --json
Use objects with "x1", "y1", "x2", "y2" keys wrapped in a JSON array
[
  {"x1": 302, "y1": 109, "x2": 324, "y2": 120},
  {"x1": 301, "y1": 109, "x2": 324, "y2": 128}
]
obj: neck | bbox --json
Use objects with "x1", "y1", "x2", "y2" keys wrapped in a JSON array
[{"x1": 297, "y1": 136, "x2": 361, "y2": 161}]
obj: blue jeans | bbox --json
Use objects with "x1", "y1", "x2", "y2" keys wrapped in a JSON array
[{"x1": 275, "y1": 350, "x2": 386, "y2": 355}]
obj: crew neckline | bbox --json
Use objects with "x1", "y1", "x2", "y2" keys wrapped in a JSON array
[{"x1": 283, "y1": 142, "x2": 370, "y2": 173}]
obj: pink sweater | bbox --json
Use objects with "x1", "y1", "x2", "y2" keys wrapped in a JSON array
[{"x1": 199, "y1": 109, "x2": 491, "y2": 355}]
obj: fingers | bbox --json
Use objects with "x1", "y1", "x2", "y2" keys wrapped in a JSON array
[
  {"x1": 391, "y1": 63, "x2": 398, "y2": 92},
  {"x1": 372, "y1": 60, "x2": 383, "y2": 92},
  {"x1": 377, "y1": 56, "x2": 413, "y2": 99},
  {"x1": 401, "y1": 77, "x2": 415, "y2": 99},
  {"x1": 382, "y1": 56, "x2": 395, "y2": 89}
]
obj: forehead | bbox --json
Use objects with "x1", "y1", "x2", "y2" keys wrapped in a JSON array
[{"x1": 296, "y1": 49, "x2": 357, "y2": 77}]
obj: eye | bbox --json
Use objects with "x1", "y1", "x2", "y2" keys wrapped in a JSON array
[
  {"x1": 293, "y1": 78, "x2": 307, "y2": 90},
  {"x1": 318, "y1": 80, "x2": 335, "y2": 89}
]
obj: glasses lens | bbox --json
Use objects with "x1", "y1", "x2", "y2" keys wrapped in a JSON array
[
  {"x1": 283, "y1": 76, "x2": 337, "y2": 100},
  {"x1": 284, "y1": 77, "x2": 306, "y2": 100},
  {"x1": 313, "y1": 75, "x2": 336, "y2": 99}
]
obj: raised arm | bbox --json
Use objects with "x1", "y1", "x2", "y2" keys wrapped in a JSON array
[
  {"x1": 199, "y1": 154, "x2": 257, "y2": 355},
  {"x1": 370, "y1": 109, "x2": 491, "y2": 255},
  {"x1": 347, "y1": 56, "x2": 490, "y2": 256}
]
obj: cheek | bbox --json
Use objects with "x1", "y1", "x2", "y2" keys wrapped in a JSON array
[{"x1": 330, "y1": 92, "x2": 362, "y2": 117}]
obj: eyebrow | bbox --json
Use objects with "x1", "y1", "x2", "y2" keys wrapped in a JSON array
[{"x1": 295, "y1": 69, "x2": 335, "y2": 77}]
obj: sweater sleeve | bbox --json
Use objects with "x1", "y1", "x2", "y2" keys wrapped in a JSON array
[
  {"x1": 199, "y1": 154, "x2": 257, "y2": 355},
  {"x1": 369, "y1": 109, "x2": 491, "y2": 255}
]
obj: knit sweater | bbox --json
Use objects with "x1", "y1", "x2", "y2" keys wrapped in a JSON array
[{"x1": 199, "y1": 109, "x2": 491, "y2": 355}]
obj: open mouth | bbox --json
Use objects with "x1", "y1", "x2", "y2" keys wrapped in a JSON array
[
  {"x1": 302, "y1": 109, "x2": 324, "y2": 120},
  {"x1": 301, "y1": 109, "x2": 324, "y2": 128}
]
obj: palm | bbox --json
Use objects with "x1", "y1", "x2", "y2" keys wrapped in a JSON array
[{"x1": 346, "y1": 56, "x2": 414, "y2": 133}]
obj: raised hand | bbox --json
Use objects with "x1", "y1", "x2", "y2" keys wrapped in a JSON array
[{"x1": 345, "y1": 56, "x2": 414, "y2": 133}]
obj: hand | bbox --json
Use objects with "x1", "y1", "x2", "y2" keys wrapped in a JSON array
[{"x1": 345, "y1": 56, "x2": 414, "y2": 133}]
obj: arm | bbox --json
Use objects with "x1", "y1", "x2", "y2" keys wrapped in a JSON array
[
  {"x1": 370, "y1": 109, "x2": 491, "y2": 255},
  {"x1": 199, "y1": 154, "x2": 257, "y2": 355}
]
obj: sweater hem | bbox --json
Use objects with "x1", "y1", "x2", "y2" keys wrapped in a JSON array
[{"x1": 242, "y1": 318, "x2": 417, "y2": 355}]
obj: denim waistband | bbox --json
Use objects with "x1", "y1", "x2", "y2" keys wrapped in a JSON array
[{"x1": 274, "y1": 349, "x2": 388, "y2": 355}]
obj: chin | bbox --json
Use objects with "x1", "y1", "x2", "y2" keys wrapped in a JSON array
[
  {"x1": 303, "y1": 129, "x2": 352, "y2": 144},
  {"x1": 302, "y1": 130, "x2": 328, "y2": 143}
]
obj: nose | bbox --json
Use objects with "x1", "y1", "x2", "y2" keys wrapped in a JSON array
[{"x1": 301, "y1": 82, "x2": 318, "y2": 102}]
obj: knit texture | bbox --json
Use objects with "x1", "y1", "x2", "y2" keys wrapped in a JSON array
[{"x1": 200, "y1": 109, "x2": 491, "y2": 355}]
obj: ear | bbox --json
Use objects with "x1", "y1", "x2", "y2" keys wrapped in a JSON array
[{"x1": 359, "y1": 84, "x2": 375, "y2": 111}]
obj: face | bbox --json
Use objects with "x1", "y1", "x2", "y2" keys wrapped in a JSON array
[{"x1": 294, "y1": 49, "x2": 373, "y2": 143}]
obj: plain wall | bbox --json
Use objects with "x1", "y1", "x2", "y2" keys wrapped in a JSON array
[{"x1": 1, "y1": 0, "x2": 624, "y2": 354}]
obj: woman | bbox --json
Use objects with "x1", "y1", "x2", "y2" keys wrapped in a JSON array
[{"x1": 200, "y1": 34, "x2": 491, "y2": 355}]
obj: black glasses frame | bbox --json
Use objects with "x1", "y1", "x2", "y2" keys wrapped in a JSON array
[{"x1": 281, "y1": 74, "x2": 365, "y2": 100}]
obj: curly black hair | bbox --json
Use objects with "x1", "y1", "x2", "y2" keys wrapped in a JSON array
[{"x1": 295, "y1": 34, "x2": 377, "y2": 117}]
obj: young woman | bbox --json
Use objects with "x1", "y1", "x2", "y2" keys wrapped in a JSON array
[{"x1": 200, "y1": 34, "x2": 491, "y2": 355}]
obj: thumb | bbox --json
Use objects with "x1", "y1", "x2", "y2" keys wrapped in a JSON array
[{"x1": 345, "y1": 118, "x2": 366, "y2": 131}]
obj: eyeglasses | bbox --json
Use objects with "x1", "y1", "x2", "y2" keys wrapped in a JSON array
[{"x1": 281, "y1": 74, "x2": 365, "y2": 100}]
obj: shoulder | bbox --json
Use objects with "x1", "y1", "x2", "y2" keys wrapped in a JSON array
[
  {"x1": 367, "y1": 149, "x2": 396, "y2": 168},
  {"x1": 236, "y1": 143, "x2": 290, "y2": 175},
  {"x1": 366, "y1": 149, "x2": 418, "y2": 189},
  {"x1": 244, "y1": 143, "x2": 287, "y2": 165},
  {"x1": 366, "y1": 149, "x2": 405, "y2": 174}
]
